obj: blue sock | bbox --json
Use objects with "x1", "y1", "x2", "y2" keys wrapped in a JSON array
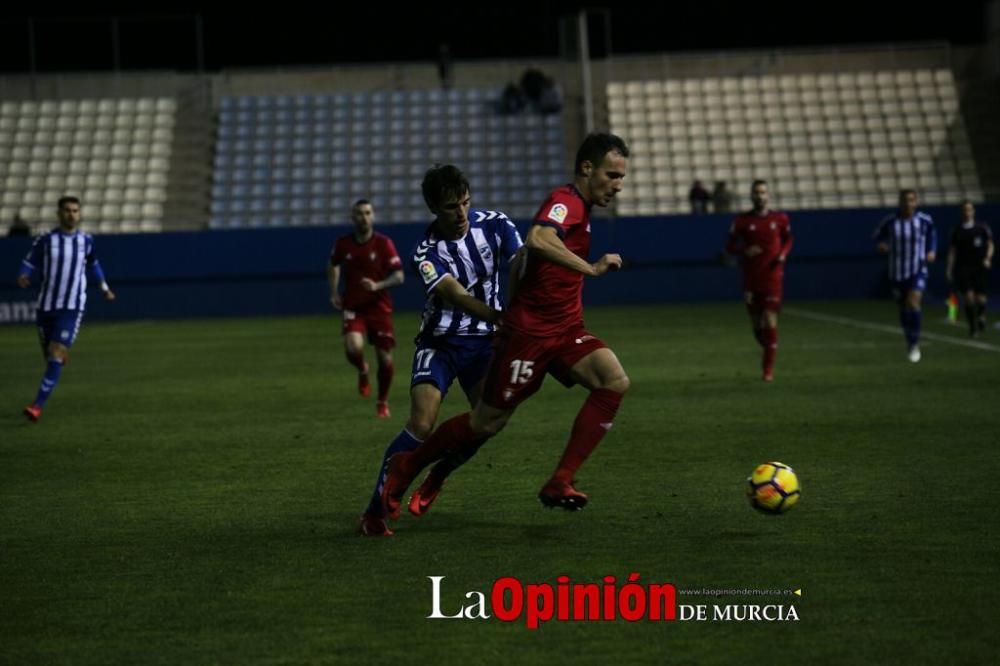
[
  {"x1": 34, "y1": 359, "x2": 64, "y2": 407},
  {"x1": 900, "y1": 310, "x2": 921, "y2": 347},
  {"x1": 910, "y1": 309, "x2": 922, "y2": 346},
  {"x1": 365, "y1": 429, "x2": 423, "y2": 516}
]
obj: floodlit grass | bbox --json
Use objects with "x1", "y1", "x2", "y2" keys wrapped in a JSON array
[{"x1": 2, "y1": 301, "x2": 997, "y2": 664}]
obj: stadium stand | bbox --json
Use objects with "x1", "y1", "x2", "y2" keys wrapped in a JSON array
[
  {"x1": 0, "y1": 98, "x2": 176, "y2": 233},
  {"x1": 0, "y1": 46, "x2": 995, "y2": 233},
  {"x1": 209, "y1": 89, "x2": 567, "y2": 228},
  {"x1": 609, "y1": 68, "x2": 984, "y2": 215}
]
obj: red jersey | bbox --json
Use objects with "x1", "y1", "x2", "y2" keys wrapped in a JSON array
[
  {"x1": 504, "y1": 185, "x2": 591, "y2": 336},
  {"x1": 725, "y1": 209, "x2": 792, "y2": 290},
  {"x1": 330, "y1": 231, "x2": 402, "y2": 313}
]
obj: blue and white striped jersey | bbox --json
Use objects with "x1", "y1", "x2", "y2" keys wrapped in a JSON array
[
  {"x1": 21, "y1": 230, "x2": 104, "y2": 312},
  {"x1": 413, "y1": 209, "x2": 523, "y2": 339},
  {"x1": 874, "y1": 211, "x2": 937, "y2": 280}
]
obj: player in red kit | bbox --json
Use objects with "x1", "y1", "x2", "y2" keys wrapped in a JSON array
[
  {"x1": 328, "y1": 199, "x2": 404, "y2": 418},
  {"x1": 380, "y1": 133, "x2": 631, "y2": 523},
  {"x1": 724, "y1": 180, "x2": 792, "y2": 382}
]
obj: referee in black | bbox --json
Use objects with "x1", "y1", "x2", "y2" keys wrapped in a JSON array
[{"x1": 946, "y1": 201, "x2": 994, "y2": 337}]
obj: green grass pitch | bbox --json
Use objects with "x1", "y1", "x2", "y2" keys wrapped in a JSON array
[{"x1": 1, "y1": 301, "x2": 997, "y2": 664}]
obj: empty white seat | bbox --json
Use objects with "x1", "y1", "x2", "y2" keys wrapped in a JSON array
[
  {"x1": 141, "y1": 202, "x2": 163, "y2": 218},
  {"x1": 85, "y1": 171, "x2": 108, "y2": 188},
  {"x1": 797, "y1": 73, "x2": 817, "y2": 89},
  {"x1": 99, "y1": 203, "x2": 121, "y2": 220},
  {"x1": 642, "y1": 81, "x2": 664, "y2": 96},
  {"x1": 145, "y1": 171, "x2": 168, "y2": 187}
]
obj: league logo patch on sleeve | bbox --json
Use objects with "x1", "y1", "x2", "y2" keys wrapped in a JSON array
[
  {"x1": 547, "y1": 203, "x2": 569, "y2": 224},
  {"x1": 418, "y1": 260, "x2": 438, "y2": 284}
]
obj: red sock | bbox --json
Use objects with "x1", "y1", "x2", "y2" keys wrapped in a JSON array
[
  {"x1": 346, "y1": 349, "x2": 367, "y2": 374},
  {"x1": 376, "y1": 359, "x2": 393, "y2": 401},
  {"x1": 747, "y1": 304, "x2": 765, "y2": 346},
  {"x1": 553, "y1": 389, "x2": 624, "y2": 483},
  {"x1": 405, "y1": 412, "x2": 482, "y2": 475},
  {"x1": 761, "y1": 326, "x2": 777, "y2": 374}
]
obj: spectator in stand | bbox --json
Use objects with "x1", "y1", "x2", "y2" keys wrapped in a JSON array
[
  {"x1": 712, "y1": 181, "x2": 734, "y2": 214},
  {"x1": 689, "y1": 180, "x2": 710, "y2": 215}
]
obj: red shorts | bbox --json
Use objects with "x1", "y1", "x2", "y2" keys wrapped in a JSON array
[
  {"x1": 342, "y1": 309, "x2": 395, "y2": 350},
  {"x1": 744, "y1": 286, "x2": 783, "y2": 313},
  {"x1": 481, "y1": 326, "x2": 607, "y2": 409}
]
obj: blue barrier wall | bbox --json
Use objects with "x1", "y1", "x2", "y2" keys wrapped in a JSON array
[{"x1": 2, "y1": 204, "x2": 996, "y2": 323}]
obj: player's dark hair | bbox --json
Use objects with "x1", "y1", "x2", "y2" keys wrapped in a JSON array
[
  {"x1": 422, "y1": 164, "x2": 470, "y2": 212},
  {"x1": 352, "y1": 199, "x2": 371, "y2": 209},
  {"x1": 57, "y1": 196, "x2": 80, "y2": 209},
  {"x1": 751, "y1": 179, "x2": 768, "y2": 192},
  {"x1": 574, "y1": 133, "x2": 629, "y2": 176},
  {"x1": 898, "y1": 188, "x2": 917, "y2": 201}
]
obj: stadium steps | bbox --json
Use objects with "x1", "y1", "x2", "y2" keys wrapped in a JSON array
[
  {"x1": 162, "y1": 92, "x2": 214, "y2": 230},
  {"x1": 957, "y1": 79, "x2": 1000, "y2": 202}
]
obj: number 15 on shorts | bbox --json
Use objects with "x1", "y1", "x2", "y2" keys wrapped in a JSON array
[{"x1": 510, "y1": 359, "x2": 534, "y2": 384}]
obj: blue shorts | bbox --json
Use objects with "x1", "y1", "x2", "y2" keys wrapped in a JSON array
[
  {"x1": 411, "y1": 335, "x2": 494, "y2": 399},
  {"x1": 37, "y1": 309, "x2": 84, "y2": 350},
  {"x1": 891, "y1": 271, "x2": 928, "y2": 300}
]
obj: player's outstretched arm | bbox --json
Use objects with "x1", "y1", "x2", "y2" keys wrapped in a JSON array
[
  {"x1": 526, "y1": 225, "x2": 620, "y2": 277},
  {"x1": 507, "y1": 246, "x2": 528, "y2": 301},
  {"x1": 433, "y1": 275, "x2": 500, "y2": 323},
  {"x1": 778, "y1": 220, "x2": 793, "y2": 262},
  {"x1": 363, "y1": 269, "x2": 405, "y2": 292},
  {"x1": 327, "y1": 264, "x2": 342, "y2": 309}
]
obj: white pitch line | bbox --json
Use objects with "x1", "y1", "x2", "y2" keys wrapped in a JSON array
[{"x1": 784, "y1": 307, "x2": 1000, "y2": 354}]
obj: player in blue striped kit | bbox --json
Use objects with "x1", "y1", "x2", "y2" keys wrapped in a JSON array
[
  {"x1": 17, "y1": 197, "x2": 116, "y2": 421},
  {"x1": 358, "y1": 165, "x2": 523, "y2": 535},
  {"x1": 874, "y1": 189, "x2": 937, "y2": 362}
]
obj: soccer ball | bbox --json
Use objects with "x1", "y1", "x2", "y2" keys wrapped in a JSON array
[{"x1": 746, "y1": 462, "x2": 801, "y2": 514}]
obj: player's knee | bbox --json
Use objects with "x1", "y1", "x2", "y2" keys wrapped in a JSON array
[
  {"x1": 471, "y1": 411, "x2": 508, "y2": 437},
  {"x1": 406, "y1": 417, "x2": 434, "y2": 440},
  {"x1": 480, "y1": 419, "x2": 507, "y2": 437},
  {"x1": 605, "y1": 372, "x2": 630, "y2": 394},
  {"x1": 343, "y1": 335, "x2": 363, "y2": 354}
]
